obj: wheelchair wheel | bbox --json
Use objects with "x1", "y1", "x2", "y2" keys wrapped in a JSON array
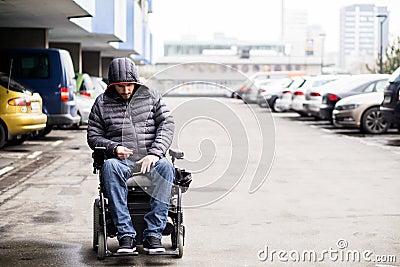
[
  {"x1": 176, "y1": 230, "x2": 184, "y2": 258},
  {"x1": 92, "y1": 200, "x2": 100, "y2": 251},
  {"x1": 172, "y1": 225, "x2": 184, "y2": 258},
  {"x1": 97, "y1": 231, "x2": 106, "y2": 260}
]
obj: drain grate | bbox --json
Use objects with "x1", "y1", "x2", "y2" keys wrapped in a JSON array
[{"x1": 0, "y1": 155, "x2": 60, "y2": 196}]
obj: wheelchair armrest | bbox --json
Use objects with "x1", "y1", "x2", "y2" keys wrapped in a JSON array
[
  {"x1": 169, "y1": 149, "x2": 184, "y2": 160},
  {"x1": 92, "y1": 146, "x2": 106, "y2": 173}
]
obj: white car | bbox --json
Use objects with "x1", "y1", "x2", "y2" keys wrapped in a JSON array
[
  {"x1": 256, "y1": 78, "x2": 293, "y2": 109},
  {"x1": 273, "y1": 77, "x2": 306, "y2": 112},
  {"x1": 332, "y1": 92, "x2": 390, "y2": 134},
  {"x1": 242, "y1": 79, "x2": 275, "y2": 104},
  {"x1": 291, "y1": 75, "x2": 345, "y2": 116},
  {"x1": 75, "y1": 76, "x2": 107, "y2": 125}
]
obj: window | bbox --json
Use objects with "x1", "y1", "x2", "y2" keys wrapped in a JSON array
[
  {"x1": 0, "y1": 54, "x2": 50, "y2": 79},
  {"x1": 363, "y1": 82, "x2": 375, "y2": 93},
  {"x1": 375, "y1": 80, "x2": 389, "y2": 92}
]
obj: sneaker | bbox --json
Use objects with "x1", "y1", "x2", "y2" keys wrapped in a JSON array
[
  {"x1": 117, "y1": 236, "x2": 136, "y2": 253},
  {"x1": 143, "y1": 236, "x2": 166, "y2": 253},
  {"x1": 162, "y1": 217, "x2": 174, "y2": 236}
]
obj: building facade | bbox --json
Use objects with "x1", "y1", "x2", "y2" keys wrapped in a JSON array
[
  {"x1": 139, "y1": 34, "x2": 330, "y2": 95},
  {"x1": 339, "y1": 4, "x2": 389, "y2": 73},
  {"x1": 0, "y1": 0, "x2": 153, "y2": 76}
]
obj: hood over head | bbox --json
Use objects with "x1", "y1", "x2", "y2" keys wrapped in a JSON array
[{"x1": 106, "y1": 57, "x2": 142, "y2": 91}]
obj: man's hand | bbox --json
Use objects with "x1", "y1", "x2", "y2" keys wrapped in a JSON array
[
  {"x1": 115, "y1": 146, "x2": 133, "y2": 160},
  {"x1": 136, "y1": 155, "x2": 160, "y2": 173}
]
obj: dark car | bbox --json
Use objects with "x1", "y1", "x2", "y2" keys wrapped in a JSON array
[
  {"x1": 0, "y1": 48, "x2": 80, "y2": 136},
  {"x1": 381, "y1": 67, "x2": 400, "y2": 131},
  {"x1": 318, "y1": 74, "x2": 389, "y2": 121}
]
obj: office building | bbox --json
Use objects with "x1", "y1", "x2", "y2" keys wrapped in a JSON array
[{"x1": 339, "y1": 4, "x2": 389, "y2": 73}]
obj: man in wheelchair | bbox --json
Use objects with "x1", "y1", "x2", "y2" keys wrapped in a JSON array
[{"x1": 87, "y1": 57, "x2": 175, "y2": 254}]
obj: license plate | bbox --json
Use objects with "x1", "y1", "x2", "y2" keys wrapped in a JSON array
[
  {"x1": 383, "y1": 95, "x2": 391, "y2": 103},
  {"x1": 31, "y1": 102, "x2": 40, "y2": 112}
]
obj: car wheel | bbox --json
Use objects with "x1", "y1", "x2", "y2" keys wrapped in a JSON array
[
  {"x1": 271, "y1": 97, "x2": 284, "y2": 113},
  {"x1": 8, "y1": 135, "x2": 28, "y2": 146},
  {"x1": 0, "y1": 123, "x2": 6, "y2": 149},
  {"x1": 257, "y1": 98, "x2": 268, "y2": 108},
  {"x1": 361, "y1": 107, "x2": 389, "y2": 134},
  {"x1": 297, "y1": 111, "x2": 310, "y2": 117},
  {"x1": 38, "y1": 125, "x2": 53, "y2": 137}
]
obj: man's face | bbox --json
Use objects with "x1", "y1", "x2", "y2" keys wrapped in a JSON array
[{"x1": 115, "y1": 83, "x2": 135, "y2": 99}]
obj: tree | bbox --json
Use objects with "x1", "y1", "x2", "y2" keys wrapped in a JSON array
[{"x1": 367, "y1": 36, "x2": 400, "y2": 74}]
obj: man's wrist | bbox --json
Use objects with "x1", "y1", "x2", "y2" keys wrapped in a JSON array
[{"x1": 113, "y1": 145, "x2": 120, "y2": 155}]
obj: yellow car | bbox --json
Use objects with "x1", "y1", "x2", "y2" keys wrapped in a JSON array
[{"x1": 0, "y1": 73, "x2": 47, "y2": 148}]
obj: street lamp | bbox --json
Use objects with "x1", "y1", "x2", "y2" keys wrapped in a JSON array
[
  {"x1": 376, "y1": 14, "x2": 387, "y2": 74},
  {"x1": 319, "y1": 33, "x2": 326, "y2": 74}
]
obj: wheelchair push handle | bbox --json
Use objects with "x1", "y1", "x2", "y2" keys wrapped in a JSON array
[
  {"x1": 169, "y1": 149, "x2": 184, "y2": 164},
  {"x1": 92, "y1": 146, "x2": 106, "y2": 174}
]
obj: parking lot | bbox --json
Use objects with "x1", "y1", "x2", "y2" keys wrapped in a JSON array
[{"x1": 0, "y1": 97, "x2": 399, "y2": 266}]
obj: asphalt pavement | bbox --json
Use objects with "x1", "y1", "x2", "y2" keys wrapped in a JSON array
[{"x1": 0, "y1": 97, "x2": 399, "y2": 266}]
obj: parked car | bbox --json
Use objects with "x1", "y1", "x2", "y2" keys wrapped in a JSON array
[
  {"x1": 273, "y1": 77, "x2": 307, "y2": 112},
  {"x1": 381, "y1": 66, "x2": 400, "y2": 131},
  {"x1": 291, "y1": 75, "x2": 346, "y2": 117},
  {"x1": 332, "y1": 92, "x2": 390, "y2": 134},
  {"x1": 256, "y1": 78, "x2": 293, "y2": 109},
  {"x1": 234, "y1": 72, "x2": 271, "y2": 100},
  {"x1": 0, "y1": 72, "x2": 47, "y2": 148},
  {"x1": 75, "y1": 74, "x2": 107, "y2": 125},
  {"x1": 241, "y1": 79, "x2": 274, "y2": 103},
  {"x1": 303, "y1": 75, "x2": 388, "y2": 120},
  {"x1": 91, "y1": 76, "x2": 108, "y2": 96},
  {"x1": 0, "y1": 48, "x2": 80, "y2": 136},
  {"x1": 233, "y1": 71, "x2": 306, "y2": 99},
  {"x1": 76, "y1": 73, "x2": 107, "y2": 98},
  {"x1": 319, "y1": 74, "x2": 389, "y2": 121}
]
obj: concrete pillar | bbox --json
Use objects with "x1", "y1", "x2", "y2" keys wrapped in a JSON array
[
  {"x1": 101, "y1": 57, "x2": 114, "y2": 81},
  {"x1": 82, "y1": 51, "x2": 101, "y2": 77},
  {"x1": 49, "y1": 42, "x2": 82, "y2": 73},
  {"x1": 0, "y1": 28, "x2": 48, "y2": 48}
]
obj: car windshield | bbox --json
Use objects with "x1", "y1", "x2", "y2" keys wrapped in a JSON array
[
  {"x1": 311, "y1": 79, "x2": 335, "y2": 87},
  {"x1": 269, "y1": 78, "x2": 292, "y2": 88},
  {"x1": 0, "y1": 72, "x2": 32, "y2": 94},
  {"x1": 290, "y1": 78, "x2": 306, "y2": 89},
  {"x1": 319, "y1": 76, "x2": 374, "y2": 92}
]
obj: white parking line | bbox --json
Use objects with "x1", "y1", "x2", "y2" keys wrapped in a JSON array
[
  {"x1": 52, "y1": 140, "x2": 63, "y2": 147},
  {"x1": 0, "y1": 166, "x2": 14, "y2": 176},
  {"x1": 27, "y1": 151, "x2": 43, "y2": 159}
]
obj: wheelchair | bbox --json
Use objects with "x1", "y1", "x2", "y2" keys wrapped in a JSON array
[{"x1": 91, "y1": 147, "x2": 190, "y2": 260}]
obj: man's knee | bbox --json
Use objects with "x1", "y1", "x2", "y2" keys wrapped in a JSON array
[
  {"x1": 154, "y1": 158, "x2": 175, "y2": 182},
  {"x1": 102, "y1": 158, "x2": 121, "y2": 171}
]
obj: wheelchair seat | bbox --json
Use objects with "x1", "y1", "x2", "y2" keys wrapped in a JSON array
[{"x1": 126, "y1": 174, "x2": 152, "y2": 187}]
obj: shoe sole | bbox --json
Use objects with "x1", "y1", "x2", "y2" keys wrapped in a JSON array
[
  {"x1": 117, "y1": 247, "x2": 137, "y2": 253},
  {"x1": 143, "y1": 247, "x2": 166, "y2": 253}
]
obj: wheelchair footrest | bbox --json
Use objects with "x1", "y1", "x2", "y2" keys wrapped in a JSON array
[
  {"x1": 107, "y1": 251, "x2": 139, "y2": 257},
  {"x1": 147, "y1": 248, "x2": 180, "y2": 256}
]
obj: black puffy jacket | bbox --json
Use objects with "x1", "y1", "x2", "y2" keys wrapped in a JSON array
[{"x1": 87, "y1": 85, "x2": 174, "y2": 160}]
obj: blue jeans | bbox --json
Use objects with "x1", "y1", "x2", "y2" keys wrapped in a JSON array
[{"x1": 101, "y1": 157, "x2": 174, "y2": 240}]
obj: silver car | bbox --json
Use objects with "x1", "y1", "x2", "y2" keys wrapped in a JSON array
[{"x1": 332, "y1": 92, "x2": 390, "y2": 134}]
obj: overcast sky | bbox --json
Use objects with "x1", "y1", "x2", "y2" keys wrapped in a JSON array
[{"x1": 148, "y1": 0, "x2": 400, "y2": 60}]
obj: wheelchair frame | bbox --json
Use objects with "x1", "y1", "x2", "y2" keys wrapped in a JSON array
[{"x1": 92, "y1": 147, "x2": 186, "y2": 260}]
